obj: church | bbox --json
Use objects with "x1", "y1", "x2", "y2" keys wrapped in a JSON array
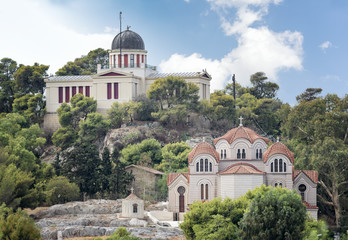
[
  {"x1": 44, "y1": 28, "x2": 211, "y2": 131},
  {"x1": 167, "y1": 118, "x2": 318, "y2": 219}
]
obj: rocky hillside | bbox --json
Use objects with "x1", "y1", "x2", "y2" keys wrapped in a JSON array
[{"x1": 30, "y1": 200, "x2": 184, "y2": 240}]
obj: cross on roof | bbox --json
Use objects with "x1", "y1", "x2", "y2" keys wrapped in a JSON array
[
  {"x1": 239, "y1": 116, "x2": 243, "y2": 126},
  {"x1": 277, "y1": 136, "x2": 280, "y2": 142},
  {"x1": 130, "y1": 187, "x2": 134, "y2": 194}
]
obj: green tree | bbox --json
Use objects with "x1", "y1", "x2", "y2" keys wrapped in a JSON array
[
  {"x1": 111, "y1": 149, "x2": 133, "y2": 199},
  {"x1": 46, "y1": 176, "x2": 80, "y2": 205},
  {"x1": 13, "y1": 63, "x2": 48, "y2": 95},
  {"x1": 0, "y1": 58, "x2": 19, "y2": 113},
  {"x1": 249, "y1": 72, "x2": 279, "y2": 99},
  {"x1": 56, "y1": 48, "x2": 109, "y2": 75},
  {"x1": 100, "y1": 147, "x2": 112, "y2": 192},
  {"x1": 12, "y1": 94, "x2": 46, "y2": 124},
  {"x1": 108, "y1": 102, "x2": 125, "y2": 128},
  {"x1": 151, "y1": 104, "x2": 189, "y2": 128},
  {"x1": 147, "y1": 76, "x2": 199, "y2": 110},
  {"x1": 239, "y1": 187, "x2": 307, "y2": 240},
  {"x1": 180, "y1": 185, "x2": 271, "y2": 240},
  {"x1": 210, "y1": 90, "x2": 236, "y2": 123},
  {"x1": 78, "y1": 112, "x2": 110, "y2": 142},
  {"x1": 0, "y1": 208, "x2": 42, "y2": 240},
  {"x1": 121, "y1": 139, "x2": 162, "y2": 165},
  {"x1": 296, "y1": 88, "x2": 322, "y2": 102},
  {"x1": 156, "y1": 142, "x2": 191, "y2": 172},
  {"x1": 106, "y1": 227, "x2": 139, "y2": 240},
  {"x1": 61, "y1": 143, "x2": 101, "y2": 195},
  {"x1": 224, "y1": 81, "x2": 249, "y2": 99},
  {"x1": 302, "y1": 219, "x2": 330, "y2": 240}
]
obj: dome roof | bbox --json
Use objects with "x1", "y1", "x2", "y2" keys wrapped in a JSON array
[
  {"x1": 263, "y1": 142, "x2": 294, "y2": 163},
  {"x1": 213, "y1": 126, "x2": 269, "y2": 145},
  {"x1": 188, "y1": 142, "x2": 220, "y2": 163},
  {"x1": 111, "y1": 30, "x2": 145, "y2": 50}
]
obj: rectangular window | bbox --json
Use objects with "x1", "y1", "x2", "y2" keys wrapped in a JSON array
[
  {"x1": 114, "y1": 83, "x2": 119, "y2": 99},
  {"x1": 85, "y1": 86, "x2": 90, "y2": 97},
  {"x1": 141, "y1": 54, "x2": 144, "y2": 63},
  {"x1": 65, "y1": 87, "x2": 70, "y2": 103},
  {"x1": 107, "y1": 83, "x2": 112, "y2": 99},
  {"x1": 118, "y1": 54, "x2": 122, "y2": 67},
  {"x1": 205, "y1": 184, "x2": 208, "y2": 200},
  {"x1": 79, "y1": 86, "x2": 83, "y2": 94},
  {"x1": 136, "y1": 54, "x2": 140, "y2": 67},
  {"x1": 201, "y1": 184, "x2": 204, "y2": 200},
  {"x1": 113, "y1": 55, "x2": 116, "y2": 68},
  {"x1": 134, "y1": 83, "x2": 138, "y2": 97},
  {"x1": 58, "y1": 87, "x2": 63, "y2": 103},
  {"x1": 130, "y1": 54, "x2": 134, "y2": 68},
  {"x1": 200, "y1": 159, "x2": 203, "y2": 172},
  {"x1": 72, "y1": 86, "x2": 76, "y2": 97},
  {"x1": 124, "y1": 54, "x2": 128, "y2": 68}
]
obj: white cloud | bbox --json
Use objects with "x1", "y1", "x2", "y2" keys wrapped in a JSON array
[
  {"x1": 319, "y1": 41, "x2": 332, "y2": 50},
  {"x1": 160, "y1": 0, "x2": 303, "y2": 91},
  {"x1": 184, "y1": 0, "x2": 190, "y2": 2},
  {"x1": 0, "y1": 0, "x2": 113, "y2": 74}
]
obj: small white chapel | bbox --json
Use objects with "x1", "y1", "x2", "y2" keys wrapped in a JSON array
[
  {"x1": 167, "y1": 117, "x2": 319, "y2": 219},
  {"x1": 44, "y1": 27, "x2": 211, "y2": 131}
]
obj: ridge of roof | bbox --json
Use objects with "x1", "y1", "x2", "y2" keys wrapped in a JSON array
[
  {"x1": 218, "y1": 162, "x2": 264, "y2": 175},
  {"x1": 46, "y1": 75, "x2": 93, "y2": 81},
  {"x1": 167, "y1": 172, "x2": 189, "y2": 186},
  {"x1": 125, "y1": 193, "x2": 142, "y2": 200},
  {"x1": 125, "y1": 165, "x2": 164, "y2": 175},
  {"x1": 293, "y1": 170, "x2": 318, "y2": 183}
]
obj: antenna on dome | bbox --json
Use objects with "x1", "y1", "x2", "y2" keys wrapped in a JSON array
[
  {"x1": 127, "y1": 25, "x2": 131, "y2": 30},
  {"x1": 119, "y1": 11, "x2": 122, "y2": 67}
]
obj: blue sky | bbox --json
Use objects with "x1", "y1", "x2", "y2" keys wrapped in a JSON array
[{"x1": 0, "y1": 0, "x2": 347, "y2": 105}]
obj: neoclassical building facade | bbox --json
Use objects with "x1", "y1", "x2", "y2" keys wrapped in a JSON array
[
  {"x1": 167, "y1": 122, "x2": 318, "y2": 219},
  {"x1": 44, "y1": 28, "x2": 211, "y2": 131}
]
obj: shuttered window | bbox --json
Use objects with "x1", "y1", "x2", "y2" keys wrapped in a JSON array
[
  {"x1": 79, "y1": 86, "x2": 83, "y2": 94},
  {"x1": 114, "y1": 83, "x2": 119, "y2": 99},
  {"x1": 85, "y1": 86, "x2": 90, "y2": 97},
  {"x1": 107, "y1": 83, "x2": 112, "y2": 99},
  {"x1": 65, "y1": 87, "x2": 70, "y2": 103},
  {"x1": 72, "y1": 86, "x2": 76, "y2": 97},
  {"x1": 58, "y1": 87, "x2": 63, "y2": 103}
]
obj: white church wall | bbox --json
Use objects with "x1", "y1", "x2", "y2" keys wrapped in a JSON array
[
  {"x1": 168, "y1": 176, "x2": 189, "y2": 213},
  {"x1": 220, "y1": 174, "x2": 265, "y2": 199},
  {"x1": 230, "y1": 139, "x2": 253, "y2": 160},
  {"x1": 294, "y1": 173, "x2": 317, "y2": 206},
  {"x1": 188, "y1": 175, "x2": 217, "y2": 205}
]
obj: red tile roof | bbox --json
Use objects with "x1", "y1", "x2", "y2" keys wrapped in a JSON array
[
  {"x1": 188, "y1": 142, "x2": 220, "y2": 163},
  {"x1": 167, "y1": 172, "x2": 189, "y2": 186},
  {"x1": 214, "y1": 126, "x2": 269, "y2": 145},
  {"x1": 293, "y1": 170, "x2": 318, "y2": 183},
  {"x1": 303, "y1": 201, "x2": 318, "y2": 209},
  {"x1": 125, "y1": 165, "x2": 164, "y2": 175},
  {"x1": 125, "y1": 193, "x2": 142, "y2": 200},
  {"x1": 263, "y1": 142, "x2": 294, "y2": 163},
  {"x1": 218, "y1": 162, "x2": 264, "y2": 175}
]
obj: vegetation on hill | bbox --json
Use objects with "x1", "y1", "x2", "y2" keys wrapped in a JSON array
[{"x1": 0, "y1": 51, "x2": 347, "y2": 237}]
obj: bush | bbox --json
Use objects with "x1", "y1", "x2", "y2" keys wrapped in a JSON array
[
  {"x1": 0, "y1": 208, "x2": 42, "y2": 240},
  {"x1": 106, "y1": 227, "x2": 139, "y2": 240},
  {"x1": 46, "y1": 176, "x2": 80, "y2": 204}
]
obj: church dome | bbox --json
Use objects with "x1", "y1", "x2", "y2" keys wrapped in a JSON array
[
  {"x1": 188, "y1": 142, "x2": 220, "y2": 163},
  {"x1": 263, "y1": 142, "x2": 294, "y2": 163},
  {"x1": 111, "y1": 30, "x2": 145, "y2": 50},
  {"x1": 214, "y1": 126, "x2": 269, "y2": 145}
]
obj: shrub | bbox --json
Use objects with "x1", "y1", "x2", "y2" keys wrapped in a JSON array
[{"x1": 46, "y1": 176, "x2": 80, "y2": 204}]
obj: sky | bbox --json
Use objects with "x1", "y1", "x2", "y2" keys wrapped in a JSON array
[{"x1": 0, "y1": 0, "x2": 347, "y2": 105}]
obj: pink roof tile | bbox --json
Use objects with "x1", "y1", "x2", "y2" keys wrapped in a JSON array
[
  {"x1": 263, "y1": 142, "x2": 294, "y2": 163},
  {"x1": 125, "y1": 193, "x2": 142, "y2": 200},
  {"x1": 303, "y1": 201, "x2": 318, "y2": 209},
  {"x1": 188, "y1": 142, "x2": 220, "y2": 163},
  {"x1": 167, "y1": 172, "x2": 189, "y2": 186},
  {"x1": 293, "y1": 170, "x2": 318, "y2": 183},
  {"x1": 218, "y1": 162, "x2": 264, "y2": 175},
  {"x1": 214, "y1": 126, "x2": 269, "y2": 145}
]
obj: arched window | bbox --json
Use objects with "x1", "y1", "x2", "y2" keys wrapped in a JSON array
[
  {"x1": 271, "y1": 162, "x2": 274, "y2": 172},
  {"x1": 275, "y1": 183, "x2": 278, "y2": 187},
  {"x1": 221, "y1": 150, "x2": 223, "y2": 159},
  {"x1": 205, "y1": 159, "x2": 208, "y2": 172},
  {"x1": 133, "y1": 204, "x2": 138, "y2": 213},
  {"x1": 284, "y1": 162, "x2": 286, "y2": 172},
  {"x1": 259, "y1": 149, "x2": 262, "y2": 160},
  {"x1": 201, "y1": 184, "x2": 204, "y2": 200},
  {"x1": 298, "y1": 184, "x2": 306, "y2": 201},
  {"x1": 205, "y1": 184, "x2": 208, "y2": 200},
  {"x1": 242, "y1": 149, "x2": 246, "y2": 159},
  {"x1": 200, "y1": 159, "x2": 203, "y2": 172},
  {"x1": 279, "y1": 183, "x2": 282, "y2": 187},
  {"x1": 279, "y1": 159, "x2": 283, "y2": 172},
  {"x1": 224, "y1": 149, "x2": 227, "y2": 159},
  {"x1": 196, "y1": 162, "x2": 199, "y2": 172},
  {"x1": 274, "y1": 159, "x2": 278, "y2": 172},
  {"x1": 237, "y1": 149, "x2": 241, "y2": 159},
  {"x1": 256, "y1": 149, "x2": 259, "y2": 159},
  {"x1": 209, "y1": 162, "x2": 212, "y2": 172}
]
